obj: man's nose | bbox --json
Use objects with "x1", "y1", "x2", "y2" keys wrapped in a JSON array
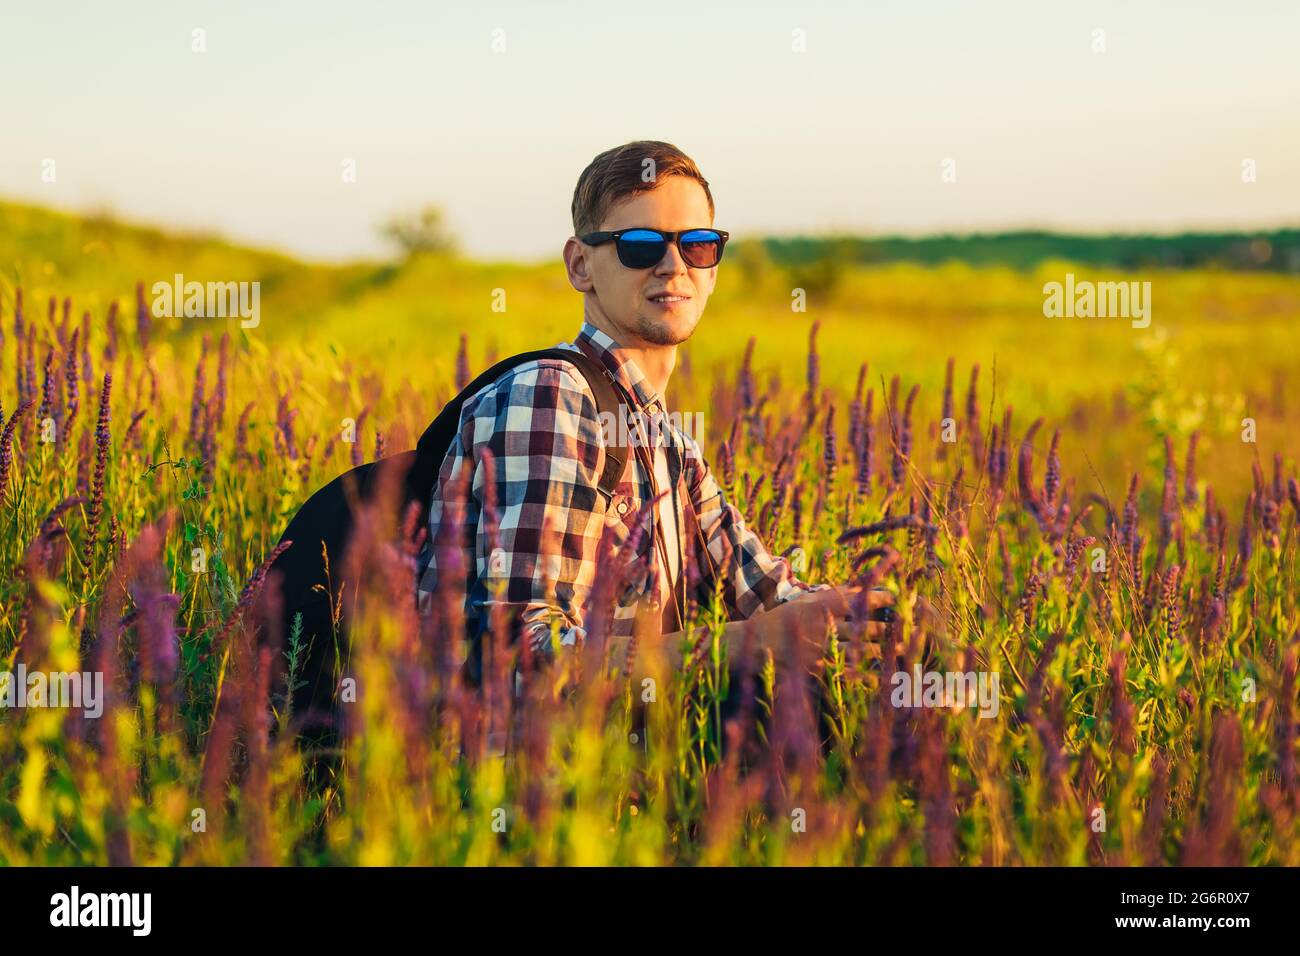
[{"x1": 654, "y1": 240, "x2": 689, "y2": 274}]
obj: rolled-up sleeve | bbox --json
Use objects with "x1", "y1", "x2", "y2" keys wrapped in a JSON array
[{"x1": 436, "y1": 360, "x2": 610, "y2": 652}]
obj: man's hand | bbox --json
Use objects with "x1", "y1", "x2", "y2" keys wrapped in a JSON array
[
  {"x1": 606, "y1": 587, "x2": 910, "y2": 674},
  {"x1": 761, "y1": 585, "x2": 896, "y2": 639}
]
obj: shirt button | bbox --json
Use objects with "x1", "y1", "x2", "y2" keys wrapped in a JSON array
[{"x1": 616, "y1": 499, "x2": 630, "y2": 516}]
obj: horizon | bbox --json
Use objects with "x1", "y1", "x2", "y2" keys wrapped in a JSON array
[{"x1": 3, "y1": 193, "x2": 1296, "y2": 270}]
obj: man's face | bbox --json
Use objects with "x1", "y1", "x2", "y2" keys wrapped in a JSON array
[{"x1": 567, "y1": 175, "x2": 718, "y2": 347}]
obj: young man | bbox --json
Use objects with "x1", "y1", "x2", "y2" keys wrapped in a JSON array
[{"x1": 415, "y1": 141, "x2": 892, "y2": 670}]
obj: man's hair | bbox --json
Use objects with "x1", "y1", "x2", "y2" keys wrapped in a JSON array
[{"x1": 571, "y1": 140, "x2": 714, "y2": 236}]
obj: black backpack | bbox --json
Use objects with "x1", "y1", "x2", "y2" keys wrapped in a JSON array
[{"x1": 267, "y1": 347, "x2": 629, "y2": 744}]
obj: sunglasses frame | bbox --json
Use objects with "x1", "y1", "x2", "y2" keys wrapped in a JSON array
[{"x1": 580, "y1": 227, "x2": 730, "y2": 269}]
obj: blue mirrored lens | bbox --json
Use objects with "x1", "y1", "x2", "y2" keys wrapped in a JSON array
[{"x1": 617, "y1": 230, "x2": 667, "y2": 267}]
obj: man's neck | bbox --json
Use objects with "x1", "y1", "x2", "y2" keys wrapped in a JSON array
[{"x1": 585, "y1": 312, "x2": 676, "y2": 399}]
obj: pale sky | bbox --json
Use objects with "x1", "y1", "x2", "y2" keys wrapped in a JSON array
[{"x1": 2, "y1": 0, "x2": 1297, "y2": 262}]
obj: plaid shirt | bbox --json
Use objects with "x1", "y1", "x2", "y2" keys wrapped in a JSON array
[{"x1": 415, "y1": 320, "x2": 824, "y2": 653}]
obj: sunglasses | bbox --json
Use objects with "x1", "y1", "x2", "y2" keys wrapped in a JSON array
[{"x1": 580, "y1": 227, "x2": 729, "y2": 270}]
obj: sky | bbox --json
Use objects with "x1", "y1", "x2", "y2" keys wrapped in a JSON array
[{"x1": 2, "y1": 0, "x2": 1297, "y2": 262}]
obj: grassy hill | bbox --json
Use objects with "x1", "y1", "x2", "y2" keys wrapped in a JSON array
[{"x1": 2, "y1": 197, "x2": 1297, "y2": 451}]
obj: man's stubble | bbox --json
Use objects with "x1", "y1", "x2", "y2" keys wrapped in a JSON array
[{"x1": 634, "y1": 310, "x2": 701, "y2": 347}]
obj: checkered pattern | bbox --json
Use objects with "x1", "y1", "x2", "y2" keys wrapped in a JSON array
[{"x1": 415, "y1": 321, "x2": 824, "y2": 653}]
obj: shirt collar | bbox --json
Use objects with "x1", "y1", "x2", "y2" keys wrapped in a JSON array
[{"x1": 573, "y1": 320, "x2": 663, "y2": 413}]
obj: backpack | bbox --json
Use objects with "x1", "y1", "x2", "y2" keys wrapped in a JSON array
[{"x1": 267, "y1": 347, "x2": 629, "y2": 745}]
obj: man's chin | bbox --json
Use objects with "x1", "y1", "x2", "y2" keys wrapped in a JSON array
[{"x1": 635, "y1": 312, "x2": 699, "y2": 346}]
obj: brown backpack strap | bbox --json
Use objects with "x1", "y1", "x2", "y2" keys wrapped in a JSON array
[{"x1": 553, "y1": 347, "x2": 630, "y2": 504}]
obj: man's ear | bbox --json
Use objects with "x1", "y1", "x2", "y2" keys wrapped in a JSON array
[{"x1": 563, "y1": 237, "x2": 596, "y2": 293}]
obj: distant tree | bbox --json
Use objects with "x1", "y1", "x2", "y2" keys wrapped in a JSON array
[
  {"x1": 380, "y1": 205, "x2": 458, "y2": 258},
  {"x1": 787, "y1": 250, "x2": 846, "y2": 302},
  {"x1": 731, "y1": 238, "x2": 775, "y2": 292}
]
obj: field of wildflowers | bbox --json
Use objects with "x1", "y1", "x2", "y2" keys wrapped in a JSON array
[{"x1": 1, "y1": 203, "x2": 1298, "y2": 866}]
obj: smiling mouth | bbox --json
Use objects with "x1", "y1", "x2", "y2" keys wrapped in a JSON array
[{"x1": 648, "y1": 293, "x2": 690, "y2": 304}]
